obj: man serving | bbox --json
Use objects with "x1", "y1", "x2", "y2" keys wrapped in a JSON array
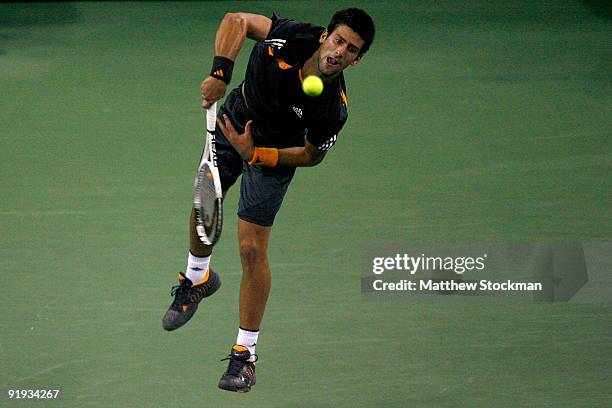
[{"x1": 162, "y1": 8, "x2": 375, "y2": 392}]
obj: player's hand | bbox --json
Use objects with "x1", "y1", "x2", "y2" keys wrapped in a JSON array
[
  {"x1": 217, "y1": 115, "x2": 254, "y2": 161},
  {"x1": 201, "y1": 77, "x2": 227, "y2": 109}
]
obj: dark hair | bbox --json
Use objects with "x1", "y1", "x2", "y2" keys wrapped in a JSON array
[{"x1": 327, "y1": 8, "x2": 375, "y2": 56}]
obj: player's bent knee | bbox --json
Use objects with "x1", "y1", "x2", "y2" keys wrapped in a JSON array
[{"x1": 239, "y1": 239, "x2": 267, "y2": 264}]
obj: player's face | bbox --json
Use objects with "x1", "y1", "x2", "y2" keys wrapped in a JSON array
[{"x1": 318, "y1": 24, "x2": 365, "y2": 78}]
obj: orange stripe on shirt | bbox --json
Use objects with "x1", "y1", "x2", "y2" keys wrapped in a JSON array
[{"x1": 340, "y1": 90, "x2": 348, "y2": 109}]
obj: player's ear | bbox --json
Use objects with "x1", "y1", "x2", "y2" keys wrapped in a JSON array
[
  {"x1": 351, "y1": 53, "x2": 363, "y2": 66},
  {"x1": 319, "y1": 29, "x2": 328, "y2": 44}
]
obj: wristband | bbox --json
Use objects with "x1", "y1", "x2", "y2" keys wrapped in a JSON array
[
  {"x1": 249, "y1": 147, "x2": 278, "y2": 167},
  {"x1": 210, "y1": 56, "x2": 234, "y2": 84}
]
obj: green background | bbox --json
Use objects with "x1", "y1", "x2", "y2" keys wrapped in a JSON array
[{"x1": 1, "y1": 1, "x2": 610, "y2": 407}]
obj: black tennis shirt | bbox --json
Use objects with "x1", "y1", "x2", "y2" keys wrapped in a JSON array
[{"x1": 232, "y1": 13, "x2": 348, "y2": 151}]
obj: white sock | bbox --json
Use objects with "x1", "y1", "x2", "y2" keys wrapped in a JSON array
[
  {"x1": 236, "y1": 327, "x2": 259, "y2": 361},
  {"x1": 185, "y1": 252, "x2": 211, "y2": 285}
]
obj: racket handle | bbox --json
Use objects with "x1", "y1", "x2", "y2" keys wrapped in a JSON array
[{"x1": 206, "y1": 102, "x2": 217, "y2": 132}]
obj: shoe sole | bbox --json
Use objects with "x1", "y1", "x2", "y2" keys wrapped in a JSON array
[{"x1": 218, "y1": 383, "x2": 253, "y2": 393}]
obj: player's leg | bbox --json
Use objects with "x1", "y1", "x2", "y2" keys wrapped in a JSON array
[
  {"x1": 162, "y1": 114, "x2": 243, "y2": 331},
  {"x1": 217, "y1": 220, "x2": 271, "y2": 393},
  {"x1": 237, "y1": 219, "x2": 272, "y2": 331},
  {"x1": 189, "y1": 208, "x2": 214, "y2": 257},
  {"x1": 218, "y1": 163, "x2": 295, "y2": 392}
]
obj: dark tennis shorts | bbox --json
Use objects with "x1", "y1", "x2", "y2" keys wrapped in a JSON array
[{"x1": 213, "y1": 90, "x2": 296, "y2": 227}]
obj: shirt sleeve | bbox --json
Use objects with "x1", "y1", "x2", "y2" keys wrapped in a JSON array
[
  {"x1": 265, "y1": 13, "x2": 298, "y2": 42},
  {"x1": 306, "y1": 119, "x2": 346, "y2": 151},
  {"x1": 264, "y1": 13, "x2": 324, "y2": 64}
]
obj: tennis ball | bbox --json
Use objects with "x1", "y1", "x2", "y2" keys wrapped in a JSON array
[{"x1": 302, "y1": 75, "x2": 323, "y2": 97}]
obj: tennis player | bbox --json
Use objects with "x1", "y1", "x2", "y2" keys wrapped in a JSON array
[{"x1": 162, "y1": 8, "x2": 375, "y2": 392}]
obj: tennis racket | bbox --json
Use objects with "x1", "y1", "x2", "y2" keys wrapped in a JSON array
[{"x1": 193, "y1": 102, "x2": 223, "y2": 245}]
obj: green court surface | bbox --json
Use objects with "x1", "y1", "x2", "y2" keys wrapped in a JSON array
[{"x1": 1, "y1": 1, "x2": 610, "y2": 407}]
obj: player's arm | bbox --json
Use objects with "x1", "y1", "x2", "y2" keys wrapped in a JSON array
[
  {"x1": 277, "y1": 143, "x2": 326, "y2": 167},
  {"x1": 215, "y1": 12, "x2": 272, "y2": 59},
  {"x1": 201, "y1": 13, "x2": 272, "y2": 109},
  {"x1": 217, "y1": 115, "x2": 327, "y2": 167}
]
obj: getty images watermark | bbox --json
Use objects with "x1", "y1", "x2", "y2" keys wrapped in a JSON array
[
  {"x1": 371, "y1": 253, "x2": 543, "y2": 293},
  {"x1": 361, "y1": 242, "x2": 611, "y2": 303}
]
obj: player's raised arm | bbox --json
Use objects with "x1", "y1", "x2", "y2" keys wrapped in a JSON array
[
  {"x1": 201, "y1": 13, "x2": 272, "y2": 109},
  {"x1": 216, "y1": 12, "x2": 272, "y2": 57}
]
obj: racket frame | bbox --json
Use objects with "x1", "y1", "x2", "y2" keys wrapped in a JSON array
[{"x1": 193, "y1": 102, "x2": 223, "y2": 245}]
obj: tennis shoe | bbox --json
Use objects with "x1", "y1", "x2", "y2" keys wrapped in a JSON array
[
  {"x1": 218, "y1": 345, "x2": 257, "y2": 392},
  {"x1": 162, "y1": 269, "x2": 220, "y2": 331}
]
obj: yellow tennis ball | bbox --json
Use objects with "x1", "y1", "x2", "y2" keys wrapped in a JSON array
[{"x1": 302, "y1": 75, "x2": 324, "y2": 97}]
